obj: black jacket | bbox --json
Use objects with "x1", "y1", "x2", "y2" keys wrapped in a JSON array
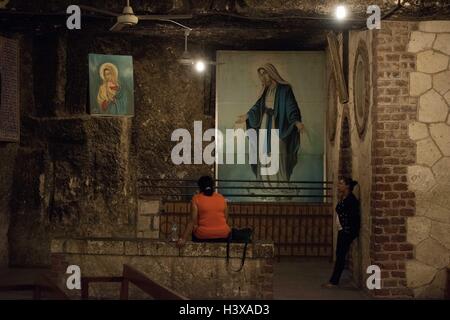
[{"x1": 336, "y1": 193, "x2": 361, "y2": 238}]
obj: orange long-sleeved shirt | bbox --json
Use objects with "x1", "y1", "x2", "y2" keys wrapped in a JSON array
[{"x1": 192, "y1": 192, "x2": 231, "y2": 239}]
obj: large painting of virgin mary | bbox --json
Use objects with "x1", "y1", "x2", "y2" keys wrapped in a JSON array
[
  {"x1": 235, "y1": 63, "x2": 304, "y2": 182},
  {"x1": 89, "y1": 54, "x2": 134, "y2": 116},
  {"x1": 216, "y1": 51, "x2": 326, "y2": 202}
]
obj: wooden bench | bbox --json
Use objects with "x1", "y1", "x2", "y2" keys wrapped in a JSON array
[{"x1": 81, "y1": 264, "x2": 188, "y2": 300}]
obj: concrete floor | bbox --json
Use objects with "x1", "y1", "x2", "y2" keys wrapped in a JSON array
[
  {"x1": 0, "y1": 258, "x2": 370, "y2": 300},
  {"x1": 274, "y1": 257, "x2": 371, "y2": 300}
]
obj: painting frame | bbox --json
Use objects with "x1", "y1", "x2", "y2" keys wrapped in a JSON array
[
  {"x1": 88, "y1": 53, "x2": 135, "y2": 117},
  {"x1": 214, "y1": 50, "x2": 326, "y2": 202}
]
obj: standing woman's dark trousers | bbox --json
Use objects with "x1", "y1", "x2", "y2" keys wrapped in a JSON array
[{"x1": 329, "y1": 230, "x2": 357, "y2": 285}]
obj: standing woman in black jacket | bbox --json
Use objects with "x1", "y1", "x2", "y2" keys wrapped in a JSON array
[{"x1": 323, "y1": 177, "x2": 361, "y2": 288}]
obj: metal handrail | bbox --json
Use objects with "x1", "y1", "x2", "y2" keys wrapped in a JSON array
[
  {"x1": 81, "y1": 264, "x2": 187, "y2": 300},
  {"x1": 138, "y1": 178, "x2": 333, "y2": 201},
  {"x1": 139, "y1": 178, "x2": 333, "y2": 184},
  {"x1": 140, "y1": 185, "x2": 332, "y2": 190},
  {"x1": 143, "y1": 193, "x2": 331, "y2": 198}
]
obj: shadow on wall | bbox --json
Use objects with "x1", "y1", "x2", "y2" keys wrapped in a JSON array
[{"x1": 0, "y1": 142, "x2": 19, "y2": 267}]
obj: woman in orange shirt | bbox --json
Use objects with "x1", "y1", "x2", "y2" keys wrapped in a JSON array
[{"x1": 177, "y1": 176, "x2": 231, "y2": 247}]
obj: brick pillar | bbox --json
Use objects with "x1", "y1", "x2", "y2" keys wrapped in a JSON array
[{"x1": 371, "y1": 22, "x2": 417, "y2": 298}]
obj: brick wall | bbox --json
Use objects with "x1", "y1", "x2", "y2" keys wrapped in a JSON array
[{"x1": 371, "y1": 21, "x2": 418, "y2": 298}]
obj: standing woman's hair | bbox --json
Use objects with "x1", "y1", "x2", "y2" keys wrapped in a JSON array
[
  {"x1": 342, "y1": 177, "x2": 358, "y2": 192},
  {"x1": 198, "y1": 175, "x2": 214, "y2": 196}
]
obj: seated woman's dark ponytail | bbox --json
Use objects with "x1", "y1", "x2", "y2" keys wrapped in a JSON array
[
  {"x1": 198, "y1": 175, "x2": 214, "y2": 196},
  {"x1": 342, "y1": 177, "x2": 358, "y2": 192}
]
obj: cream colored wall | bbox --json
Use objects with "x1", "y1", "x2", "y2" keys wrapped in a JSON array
[
  {"x1": 406, "y1": 21, "x2": 450, "y2": 298},
  {"x1": 326, "y1": 29, "x2": 374, "y2": 288},
  {"x1": 347, "y1": 29, "x2": 374, "y2": 288}
]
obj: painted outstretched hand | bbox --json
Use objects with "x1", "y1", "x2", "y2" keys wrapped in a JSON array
[
  {"x1": 234, "y1": 113, "x2": 248, "y2": 130},
  {"x1": 295, "y1": 122, "x2": 305, "y2": 133},
  {"x1": 236, "y1": 113, "x2": 248, "y2": 123}
]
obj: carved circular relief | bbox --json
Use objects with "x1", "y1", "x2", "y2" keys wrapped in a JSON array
[
  {"x1": 327, "y1": 74, "x2": 338, "y2": 142},
  {"x1": 353, "y1": 40, "x2": 370, "y2": 138}
]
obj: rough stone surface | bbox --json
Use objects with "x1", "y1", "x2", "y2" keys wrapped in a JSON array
[
  {"x1": 433, "y1": 34, "x2": 450, "y2": 56},
  {"x1": 445, "y1": 92, "x2": 450, "y2": 106},
  {"x1": 417, "y1": 50, "x2": 448, "y2": 74},
  {"x1": 426, "y1": 203, "x2": 450, "y2": 224},
  {"x1": 138, "y1": 200, "x2": 160, "y2": 215},
  {"x1": 138, "y1": 230, "x2": 160, "y2": 239},
  {"x1": 7, "y1": 33, "x2": 215, "y2": 266},
  {"x1": 416, "y1": 138, "x2": 442, "y2": 166},
  {"x1": 418, "y1": 21, "x2": 450, "y2": 33},
  {"x1": 430, "y1": 221, "x2": 450, "y2": 250},
  {"x1": 407, "y1": 31, "x2": 435, "y2": 53},
  {"x1": 418, "y1": 89, "x2": 448, "y2": 123},
  {"x1": 408, "y1": 121, "x2": 429, "y2": 140},
  {"x1": 0, "y1": 143, "x2": 18, "y2": 267},
  {"x1": 51, "y1": 239, "x2": 274, "y2": 299},
  {"x1": 409, "y1": 72, "x2": 432, "y2": 97},
  {"x1": 407, "y1": 216, "x2": 431, "y2": 245},
  {"x1": 413, "y1": 268, "x2": 447, "y2": 299},
  {"x1": 415, "y1": 201, "x2": 428, "y2": 217},
  {"x1": 137, "y1": 215, "x2": 152, "y2": 232},
  {"x1": 406, "y1": 260, "x2": 436, "y2": 288},
  {"x1": 408, "y1": 165, "x2": 436, "y2": 193},
  {"x1": 87, "y1": 240, "x2": 125, "y2": 255},
  {"x1": 432, "y1": 157, "x2": 450, "y2": 181},
  {"x1": 433, "y1": 70, "x2": 450, "y2": 95},
  {"x1": 418, "y1": 185, "x2": 450, "y2": 219},
  {"x1": 415, "y1": 238, "x2": 449, "y2": 269},
  {"x1": 430, "y1": 123, "x2": 450, "y2": 156},
  {"x1": 406, "y1": 25, "x2": 450, "y2": 300}
]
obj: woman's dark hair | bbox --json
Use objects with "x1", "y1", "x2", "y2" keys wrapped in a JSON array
[
  {"x1": 198, "y1": 175, "x2": 214, "y2": 196},
  {"x1": 341, "y1": 177, "x2": 358, "y2": 192}
]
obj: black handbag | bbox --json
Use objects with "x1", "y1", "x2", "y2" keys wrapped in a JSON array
[{"x1": 226, "y1": 227, "x2": 253, "y2": 272}]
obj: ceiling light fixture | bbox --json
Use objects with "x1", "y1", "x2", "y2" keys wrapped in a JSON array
[
  {"x1": 335, "y1": 5, "x2": 347, "y2": 20},
  {"x1": 178, "y1": 28, "x2": 194, "y2": 66},
  {"x1": 194, "y1": 60, "x2": 206, "y2": 73}
]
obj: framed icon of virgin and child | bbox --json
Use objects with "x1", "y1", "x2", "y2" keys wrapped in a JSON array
[
  {"x1": 88, "y1": 53, "x2": 134, "y2": 116},
  {"x1": 215, "y1": 51, "x2": 326, "y2": 202}
]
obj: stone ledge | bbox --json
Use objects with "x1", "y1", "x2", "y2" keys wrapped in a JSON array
[{"x1": 51, "y1": 238, "x2": 274, "y2": 259}]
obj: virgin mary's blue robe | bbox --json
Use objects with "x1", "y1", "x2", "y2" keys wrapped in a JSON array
[{"x1": 246, "y1": 84, "x2": 302, "y2": 180}]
